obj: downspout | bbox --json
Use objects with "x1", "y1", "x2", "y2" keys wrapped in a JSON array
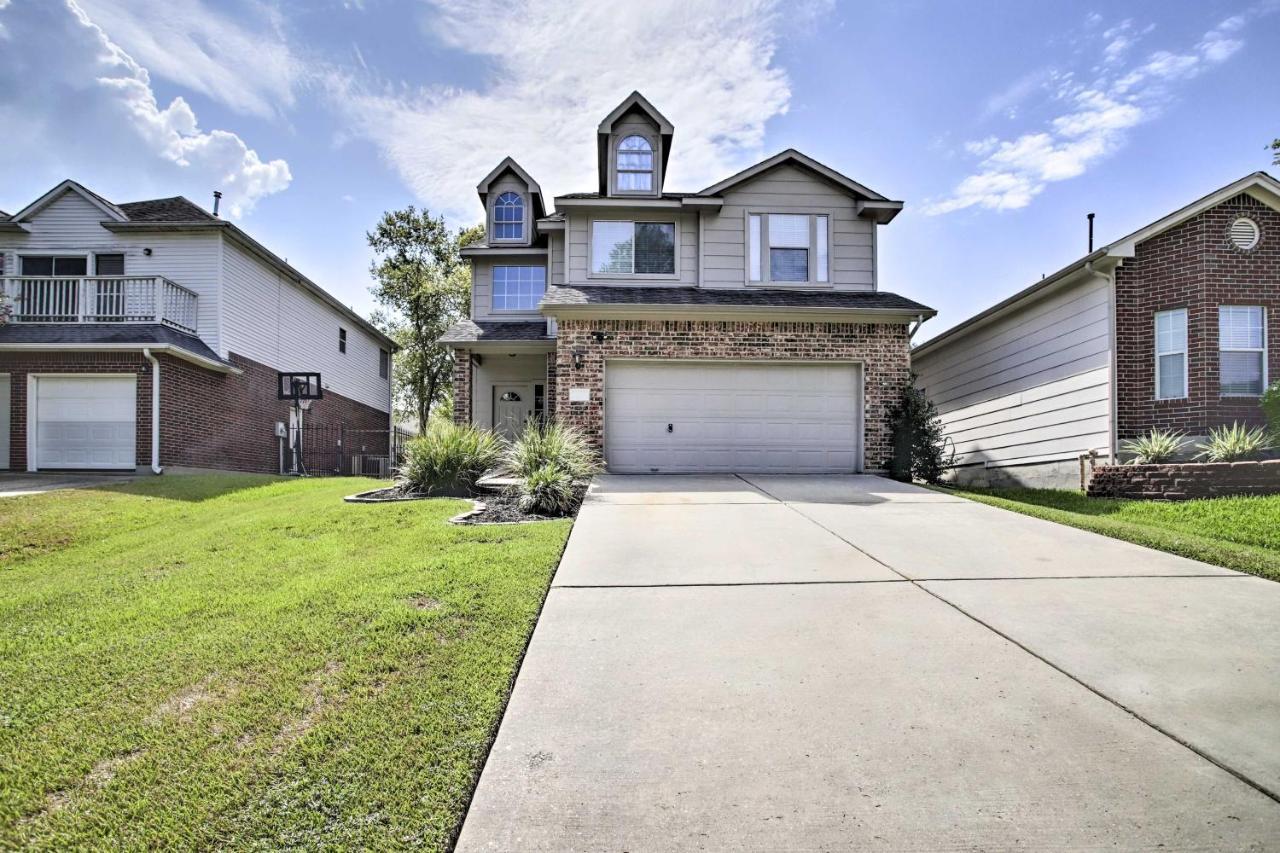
[
  {"x1": 142, "y1": 348, "x2": 163, "y2": 474},
  {"x1": 1087, "y1": 259, "x2": 1120, "y2": 465},
  {"x1": 908, "y1": 314, "x2": 928, "y2": 341}
]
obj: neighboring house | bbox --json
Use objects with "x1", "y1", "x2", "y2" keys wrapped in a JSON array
[
  {"x1": 913, "y1": 172, "x2": 1280, "y2": 489},
  {"x1": 0, "y1": 180, "x2": 395, "y2": 474},
  {"x1": 441, "y1": 92, "x2": 935, "y2": 474}
]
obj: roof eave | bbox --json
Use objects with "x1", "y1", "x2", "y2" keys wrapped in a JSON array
[
  {"x1": 540, "y1": 303, "x2": 932, "y2": 323},
  {"x1": 0, "y1": 341, "x2": 241, "y2": 373}
]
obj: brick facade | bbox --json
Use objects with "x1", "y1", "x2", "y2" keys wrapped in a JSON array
[
  {"x1": 1115, "y1": 193, "x2": 1280, "y2": 440},
  {"x1": 2, "y1": 350, "x2": 389, "y2": 473},
  {"x1": 1087, "y1": 459, "x2": 1280, "y2": 500},
  {"x1": 452, "y1": 348, "x2": 472, "y2": 425},
  {"x1": 551, "y1": 318, "x2": 912, "y2": 472}
]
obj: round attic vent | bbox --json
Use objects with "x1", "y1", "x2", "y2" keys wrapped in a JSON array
[{"x1": 1229, "y1": 217, "x2": 1260, "y2": 250}]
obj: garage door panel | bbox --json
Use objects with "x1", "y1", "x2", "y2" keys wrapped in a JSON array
[
  {"x1": 605, "y1": 362, "x2": 861, "y2": 474},
  {"x1": 35, "y1": 376, "x2": 137, "y2": 470}
]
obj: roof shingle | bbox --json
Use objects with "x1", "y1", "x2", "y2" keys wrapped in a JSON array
[
  {"x1": 0, "y1": 323, "x2": 228, "y2": 365},
  {"x1": 541, "y1": 285, "x2": 934, "y2": 314},
  {"x1": 118, "y1": 197, "x2": 216, "y2": 222},
  {"x1": 438, "y1": 320, "x2": 552, "y2": 344}
]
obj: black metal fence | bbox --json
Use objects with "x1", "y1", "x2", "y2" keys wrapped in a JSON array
[{"x1": 281, "y1": 426, "x2": 413, "y2": 478}]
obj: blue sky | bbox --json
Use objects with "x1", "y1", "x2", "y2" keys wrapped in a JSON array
[{"x1": 1, "y1": 0, "x2": 1276, "y2": 341}]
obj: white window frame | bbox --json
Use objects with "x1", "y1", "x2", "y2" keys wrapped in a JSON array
[
  {"x1": 1154, "y1": 308, "x2": 1188, "y2": 401},
  {"x1": 1218, "y1": 305, "x2": 1267, "y2": 397},
  {"x1": 615, "y1": 135, "x2": 655, "y2": 195},
  {"x1": 587, "y1": 219, "x2": 679, "y2": 279},
  {"x1": 492, "y1": 192, "x2": 525, "y2": 243},
  {"x1": 491, "y1": 265, "x2": 547, "y2": 312},
  {"x1": 745, "y1": 212, "x2": 832, "y2": 287}
]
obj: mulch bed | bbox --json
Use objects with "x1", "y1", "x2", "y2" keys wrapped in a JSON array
[{"x1": 345, "y1": 482, "x2": 587, "y2": 524}]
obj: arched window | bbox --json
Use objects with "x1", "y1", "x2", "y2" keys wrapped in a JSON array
[
  {"x1": 616, "y1": 136, "x2": 654, "y2": 192},
  {"x1": 494, "y1": 192, "x2": 524, "y2": 240}
]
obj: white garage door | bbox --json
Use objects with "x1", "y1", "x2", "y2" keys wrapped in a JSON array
[
  {"x1": 605, "y1": 362, "x2": 862, "y2": 474},
  {"x1": 34, "y1": 376, "x2": 137, "y2": 470}
]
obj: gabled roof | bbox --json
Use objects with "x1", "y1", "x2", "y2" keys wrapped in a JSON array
[
  {"x1": 118, "y1": 196, "x2": 216, "y2": 222},
  {"x1": 597, "y1": 91, "x2": 675, "y2": 195},
  {"x1": 912, "y1": 171, "x2": 1280, "y2": 359},
  {"x1": 477, "y1": 157, "x2": 546, "y2": 220},
  {"x1": 10, "y1": 179, "x2": 128, "y2": 223},
  {"x1": 698, "y1": 150, "x2": 902, "y2": 222}
]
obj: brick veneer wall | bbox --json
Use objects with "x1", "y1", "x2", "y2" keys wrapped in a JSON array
[
  {"x1": 551, "y1": 318, "x2": 912, "y2": 472},
  {"x1": 452, "y1": 348, "x2": 472, "y2": 425},
  {"x1": 2, "y1": 350, "x2": 389, "y2": 473},
  {"x1": 1087, "y1": 460, "x2": 1280, "y2": 500},
  {"x1": 1115, "y1": 193, "x2": 1280, "y2": 439}
]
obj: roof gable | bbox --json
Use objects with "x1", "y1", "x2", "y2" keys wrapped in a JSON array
[
  {"x1": 597, "y1": 91, "x2": 675, "y2": 195},
  {"x1": 700, "y1": 149, "x2": 888, "y2": 201},
  {"x1": 1108, "y1": 171, "x2": 1280, "y2": 255},
  {"x1": 11, "y1": 179, "x2": 127, "y2": 223},
  {"x1": 477, "y1": 157, "x2": 546, "y2": 219}
]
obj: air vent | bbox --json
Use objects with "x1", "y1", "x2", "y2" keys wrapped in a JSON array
[{"x1": 1229, "y1": 217, "x2": 1260, "y2": 250}]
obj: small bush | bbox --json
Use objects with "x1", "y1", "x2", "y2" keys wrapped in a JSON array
[
  {"x1": 1195, "y1": 422, "x2": 1271, "y2": 463},
  {"x1": 1261, "y1": 380, "x2": 1280, "y2": 437},
  {"x1": 505, "y1": 420, "x2": 600, "y2": 481},
  {"x1": 1121, "y1": 429, "x2": 1189, "y2": 464},
  {"x1": 888, "y1": 379, "x2": 953, "y2": 483},
  {"x1": 400, "y1": 420, "x2": 503, "y2": 495},
  {"x1": 517, "y1": 464, "x2": 577, "y2": 515}
]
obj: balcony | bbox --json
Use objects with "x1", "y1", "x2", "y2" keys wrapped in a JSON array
[{"x1": 1, "y1": 276, "x2": 199, "y2": 335}]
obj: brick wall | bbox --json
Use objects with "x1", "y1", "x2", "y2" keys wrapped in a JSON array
[
  {"x1": 452, "y1": 348, "x2": 472, "y2": 425},
  {"x1": 1115, "y1": 193, "x2": 1280, "y2": 439},
  {"x1": 2, "y1": 350, "x2": 389, "y2": 473},
  {"x1": 1087, "y1": 460, "x2": 1280, "y2": 500},
  {"x1": 551, "y1": 318, "x2": 912, "y2": 472}
]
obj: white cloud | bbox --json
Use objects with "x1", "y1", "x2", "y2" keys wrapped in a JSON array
[
  {"x1": 73, "y1": 0, "x2": 299, "y2": 119},
  {"x1": 924, "y1": 10, "x2": 1267, "y2": 215},
  {"x1": 0, "y1": 1, "x2": 290, "y2": 217},
  {"x1": 329, "y1": 0, "x2": 823, "y2": 219}
]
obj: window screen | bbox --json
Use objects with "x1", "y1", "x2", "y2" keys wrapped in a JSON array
[{"x1": 95, "y1": 254, "x2": 125, "y2": 275}]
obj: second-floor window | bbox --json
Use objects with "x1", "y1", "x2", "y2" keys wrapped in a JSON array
[
  {"x1": 1154, "y1": 308, "x2": 1187, "y2": 400},
  {"x1": 339, "y1": 327, "x2": 347, "y2": 354},
  {"x1": 95, "y1": 254, "x2": 125, "y2": 276},
  {"x1": 21, "y1": 255, "x2": 87, "y2": 277},
  {"x1": 591, "y1": 221, "x2": 675, "y2": 275},
  {"x1": 1219, "y1": 305, "x2": 1266, "y2": 396},
  {"x1": 616, "y1": 136, "x2": 654, "y2": 192},
  {"x1": 493, "y1": 265, "x2": 546, "y2": 311},
  {"x1": 747, "y1": 214, "x2": 829, "y2": 284},
  {"x1": 493, "y1": 192, "x2": 524, "y2": 240},
  {"x1": 379, "y1": 348, "x2": 389, "y2": 379}
]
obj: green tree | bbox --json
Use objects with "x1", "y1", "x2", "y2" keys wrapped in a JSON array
[
  {"x1": 1270, "y1": 137, "x2": 1280, "y2": 166},
  {"x1": 367, "y1": 208, "x2": 483, "y2": 428}
]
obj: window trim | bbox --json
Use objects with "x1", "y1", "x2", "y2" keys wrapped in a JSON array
[
  {"x1": 491, "y1": 191, "x2": 526, "y2": 243},
  {"x1": 18, "y1": 253, "x2": 90, "y2": 277},
  {"x1": 338, "y1": 327, "x2": 347, "y2": 355},
  {"x1": 1153, "y1": 308, "x2": 1188, "y2": 401},
  {"x1": 744, "y1": 211, "x2": 834, "y2": 287},
  {"x1": 613, "y1": 134, "x2": 657, "y2": 196},
  {"x1": 378, "y1": 348, "x2": 389, "y2": 380},
  {"x1": 587, "y1": 219, "x2": 679, "y2": 279},
  {"x1": 1218, "y1": 305, "x2": 1267, "y2": 397},
  {"x1": 491, "y1": 264, "x2": 547, "y2": 312}
]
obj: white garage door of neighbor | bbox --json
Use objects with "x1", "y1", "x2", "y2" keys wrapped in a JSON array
[
  {"x1": 605, "y1": 362, "x2": 862, "y2": 474},
  {"x1": 34, "y1": 376, "x2": 137, "y2": 470}
]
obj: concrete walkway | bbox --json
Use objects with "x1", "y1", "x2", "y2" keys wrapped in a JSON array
[
  {"x1": 0, "y1": 472, "x2": 140, "y2": 498},
  {"x1": 457, "y1": 474, "x2": 1280, "y2": 851}
]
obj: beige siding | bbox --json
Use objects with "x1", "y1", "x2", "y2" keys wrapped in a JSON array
[
  {"x1": 220, "y1": 240, "x2": 390, "y2": 412},
  {"x1": 0, "y1": 190, "x2": 223, "y2": 350},
  {"x1": 470, "y1": 256, "x2": 546, "y2": 322},
  {"x1": 702, "y1": 163, "x2": 874, "y2": 291},
  {"x1": 549, "y1": 233, "x2": 565, "y2": 285},
  {"x1": 913, "y1": 274, "x2": 1113, "y2": 470},
  {"x1": 565, "y1": 210, "x2": 697, "y2": 286}
]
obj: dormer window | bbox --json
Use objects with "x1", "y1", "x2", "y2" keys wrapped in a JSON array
[
  {"x1": 493, "y1": 192, "x2": 524, "y2": 240},
  {"x1": 617, "y1": 136, "x2": 654, "y2": 192}
]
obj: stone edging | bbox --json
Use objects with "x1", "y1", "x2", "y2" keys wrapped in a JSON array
[
  {"x1": 344, "y1": 488, "x2": 564, "y2": 525},
  {"x1": 1087, "y1": 458, "x2": 1280, "y2": 500}
]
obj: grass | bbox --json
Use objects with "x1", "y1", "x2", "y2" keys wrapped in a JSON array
[
  {"x1": 0, "y1": 475, "x2": 571, "y2": 850},
  {"x1": 939, "y1": 486, "x2": 1280, "y2": 582}
]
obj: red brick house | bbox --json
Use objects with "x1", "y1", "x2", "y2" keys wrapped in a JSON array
[
  {"x1": 913, "y1": 172, "x2": 1280, "y2": 489},
  {"x1": 0, "y1": 180, "x2": 395, "y2": 475},
  {"x1": 440, "y1": 92, "x2": 936, "y2": 474}
]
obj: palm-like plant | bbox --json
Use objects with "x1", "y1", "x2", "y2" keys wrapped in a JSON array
[
  {"x1": 399, "y1": 420, "x2": 503, "y2": 495},
  {"x1": 1195, "y1": 423, "x2": 1271, "y2": 463},
  {"x1": 1120, "y1": 429, "x2": 1189, "y2": 464},
  {"x1": 504, "y1": 419, "x2": 600, "y2": 481}
]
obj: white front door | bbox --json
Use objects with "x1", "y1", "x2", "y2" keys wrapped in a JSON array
[
  {"x1": 605, "y1": 361, "x2": 862, "y2": 474},
  {"x1": 493, "y1": 384, "x2": 533, "y2": 441},
  {"x1": 0, "y1": 374, "x2": 9, "y2": 470},
  {"x1": 33, "y1": 375, "x2": 137, "y2": 470}
]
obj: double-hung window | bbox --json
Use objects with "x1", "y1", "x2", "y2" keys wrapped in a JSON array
[
  {"x1": 1154, "y1": 308, "x2": 1187, "y2": 400},
  {"x1": 747, "y1": 213, "x2": 829, "y2": 284},
  {"x1": 1219, "y1": 306, "x2": 1266, "y2": 396},
  {"x1": 493, "y1": 192, "x2": 524, "y2": 240},
  {"x1": 492, "y1": 265, "x2": 546, "y2": 311},
  {"x1": 591, "y1": 221, "x2": 675, "y2": 275}
]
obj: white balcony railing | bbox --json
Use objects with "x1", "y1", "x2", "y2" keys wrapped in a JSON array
[{"x1": 1, "y1": 276, "x2": 199, "y2": 335}]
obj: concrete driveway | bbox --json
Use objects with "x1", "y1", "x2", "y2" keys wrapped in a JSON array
[
  {"x1": 0, "y1": 472, "x2": 139, "y2": 498},
  {"x1": 457, "y1": 474, "x2": 1280, "y2": 851}
]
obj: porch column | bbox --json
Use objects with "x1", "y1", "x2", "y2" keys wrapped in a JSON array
[{"x1": 452, "y1": 348, "x2": 472, "y2": 425}]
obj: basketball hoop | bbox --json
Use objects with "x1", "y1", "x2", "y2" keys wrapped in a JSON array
[{"x1": 277, "y1": 372, "x2": 322, "y2": 475}]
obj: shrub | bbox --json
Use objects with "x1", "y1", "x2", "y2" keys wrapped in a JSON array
[
  {"x1": 517, "y1": 463, "x2": 577, "y2": 516},
  {"x1": 505, "y1": 420, "x2": 600, "y2": 481},
  {"x1": 1195, "y1": 422, "x2": 1271, "y2": 463},
  {"x1": 888, "y1": 379, "x2": 953, "y2": 483},
  {"x1": 1261, "y1": 380, "x2": 1280, "y2": 437},
  {"x1": 399, "y1": 420, "x2": 503, "y2": 495},
  {"x1": 1120, "y1": 429, "x2": 1189, "y2": 464}
]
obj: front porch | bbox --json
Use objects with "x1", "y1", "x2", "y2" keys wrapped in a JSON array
[{"x1": 442, "y1": 321, "x2": 557, "y2": 439}]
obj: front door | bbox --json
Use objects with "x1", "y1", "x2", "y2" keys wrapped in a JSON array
[{"x1": 493, "y1": 385, "x2": 533, "y2": 440}]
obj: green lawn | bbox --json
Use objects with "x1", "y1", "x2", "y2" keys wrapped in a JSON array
[
  {"x1": 939, "y1": 486, "x2": 1280, "y2": 582},
  {"x1": 0, "y1": 475, "x2": 571, "y2": 850}
]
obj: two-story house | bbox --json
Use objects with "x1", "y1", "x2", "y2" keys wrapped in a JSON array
[
  {"x1": 912, "y1": 171, "x2": 1280, "y2": 489},
  {"x1": 441, "y1": 92, "x2": 936, "y2": 474},
  {"x1": 0, "y1": 180, "x2": 395, "y2": 474}
]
